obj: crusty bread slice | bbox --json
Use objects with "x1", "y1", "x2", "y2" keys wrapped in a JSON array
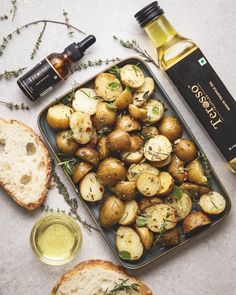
[
  {"x1": 52, "y1": 260, "x2": 152, "y2": 295},
  {"x1": 0, "y1": 118, "x2": 51, "y2": 210}
]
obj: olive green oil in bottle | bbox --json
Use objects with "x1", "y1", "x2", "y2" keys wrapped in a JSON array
[{"x1": 135, "y1": 1, "x2": 236, "y2": 172}]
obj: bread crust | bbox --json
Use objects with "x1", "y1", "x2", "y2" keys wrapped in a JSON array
[
  {"x1": 52, "y1": 259, "x2": 152, "y2": 295},
  {"x1": 0, "y1": 118, "x2": 52, "y2": 210}
]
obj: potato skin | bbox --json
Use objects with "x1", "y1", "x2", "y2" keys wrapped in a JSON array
[
  {"x1": 75, "y1": 147, "x2": 99, "y2": 167},
  {"x1": 183, "y1": 211, "x2": 211, "y2": 234},
  {"x1": 128, "y1": 135, "x2": 144, "y2": 152},
  {"x1": 56, "y1": 130, "x2": 80, "y2": 155},
  {"x1": 114, "y1": 87, "x2": 133, "y2": 110},
  {"x1": 115, "y1": 181, "x2": 137, "y2": 201},
  {"x1": 168, "y1": 155, "x2": 187, "y2": 184},
  {"x1": 174, "y1": 138, "x2": 198, "y2": 163},
  {"x1": 92, "y1": 102, "x2": 116, "y2": 130},
  {"x1": 107, "y1": 129, "x2": 131, "y2": 152},
  {"x1": 116, "y1": 115, "x2": 141, "y2": 132},
  {"x1": 139, "y1": 197, "x2": 163, "y2": 211},
  {"x1": 72, "y1": 162, "x2": 93, "y2": 184},
  {"x1": 134, "y1": 225, "x2": 154, "y2": 250},
  {"x1": 180, "y1": 182, "x2": 210, "y2": 196},
  {"x1": 97, "y1": 136, "x2": 110, "y2": 160},
  {"x1": 159, "y1": 116, "x2": 183, "y2": 142},
  {"x1": 158, "y1": 228, "x2": 180, "y2": 247},
  {"x1": 97, "y1": 157, "x2": 127, "y2": 186},
  {"x1": 99, "y1": 196, "x2": 125, "y2": 228},
  {"x1": 95, "y1": 73, "x2": 123, "y2": 101},
  {"x1": 47, "y1": 104, "x2": 73, "y2": 130},
  {"x1": 186, "y1": 159, "x2": 208, "y2": 185}
]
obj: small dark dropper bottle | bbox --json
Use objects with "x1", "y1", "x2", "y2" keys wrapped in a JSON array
[{"x1": 17, "y1": 35, "x2": 96, "y2": 101}]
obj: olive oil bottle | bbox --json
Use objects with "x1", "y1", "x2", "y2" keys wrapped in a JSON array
[{"x1": 135, "y1": 1, "x2": 236, "y2": 172}]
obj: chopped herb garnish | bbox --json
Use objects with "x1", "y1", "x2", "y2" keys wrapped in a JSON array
[
  {"x1": 108, "y1": 81, "x2": 120, "y2": 90},
  {"x1": 171, "y1": 186, "x2": 183, "y2": 200},
  {"x1": 152, "y1": 106, "x2": 160, "y2": 115},
  {"x1": 118, "y1": 251, "x2": 131, "y2": 260},
  {"x1": 106, "y1": 103, "x2": 117, "y2": 110},
  {"x1": 136, "y1": 215, "x2": 148, "y2": 227},
  {"x1": 103, "y1": 278, "x2": 140, "y2": 294}
]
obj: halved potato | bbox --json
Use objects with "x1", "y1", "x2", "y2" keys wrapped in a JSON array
[
  {"x1": 136, "y1": 172, "x2": 160, "y2": 197},
  {"x1": 75, "y1": 147, "x2": 99, "y2": 167},
  {"x1": 116, "y1": 226, "x2": 143, "y2": 260},
  {"x1": 128, "y1": 135, "x2": 144, "y2": 152},
  {"x1": 168, "y1": 154, "x2": 187, "y2": 184},
  {"x1": 165, "y1": 192, "x2": 192, "y2": 221},
  {"x1": 95, "y1": 73, "x2": 123, "y2": 101},
  {"x1": 134, "y1": 225, "x2": 154, "y2": 250},
  {"x1": 116, "y1": 115, "x2": 141, "y2": 132},
  {"x1": 159, "y1": 116, "x2": 183, "y2": 142},
  {"x1": 120, "y1": 64, "x2": 145, "y2": 88},
  {"x1": 46, "y1": 104, "x2": 73, "y2": 130},
  {"x1": 133, "y1": 77, "x2": 155, "y2": 107},
  {"x1": 148, "y1": 155, "x2": 172, "y2": 168},
  {"x1": 72, "y1": 162, "x2": 93, "y2": 184},
  {"x1": 69, "y1": 111, "x2": 92, "y2": 144},
  {"x1": 85, "y1": 128, "x2": 98, "y2": 149},
  {"x1": 72, "y1": 88, "x2": 98, "y2": 115},
  {"x1": 56, "y1": 130, "x2": 80, "y2": 155},
  {"x1": 79, "y1": 172, "x2": 104, "y2": 202},
  {"x1": 127, "y1": 163, "x2": 159, "y2": 182},
  {"x1": 174, "y1": 138, "x2": 198, "y2": 163},
  {"x1": 115, "y1": 181, "x2": 137, "y2": 201},
  {"x1": 144, "y1": 135, "x2": 172, "y2": 162},
  {"x1": 143, "y1": 99, "x2": 164, "y2": 124},
  {"x1": 144, "y1": 204, "x2": 177, "y2": 233},
  {"x1": 92, "y1": 102, "x2": 116, "y2": 130},
  {"x1": 122, "y1": 150, "x2": 144, "y2": 164},
  {"x1": 97, "y1": 136, "x2": 110, "y2": 160},
  {"x1": 156, "y1": 172, "x2": 174, "y2": 197},
  {"x1": 114, "y1": 87, "x2": 133, "y2": 110},
  {"x1": 107, "y1": 129, "x2": 131, "y2": 152},
  {"x1": 99, "y1": 196, "x2": 125, "y2": 228},
  {"x1": 158, "y1": 228, "x2": 180, "y2": 247},
  {"x1": 199, "y1": 192, "x2": 226, "y2": 215},
  {"x1": 186, "y1": 159, "x2": 208, "y2": 185},
  {"x1": 180, "y1": 182, "x2": 210, "y2": 196},
  {"x1": 139, "y1": 197, "x2": 163, "y2": 211},
  {"x1": 141, "y1": 126, "x2": 159, "y2": 141},
  {"x1": 128, "y1": 104, "x2": 147, "y2": 121},
  {"x1": 183, "y1": 211, "x2": 211, "y2": 234},
  {"x1": 119, "y1": 200, "x2": 139, "y2": 225}
]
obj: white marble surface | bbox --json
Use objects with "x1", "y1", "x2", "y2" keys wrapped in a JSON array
[{"x1": 0, "y1": 0, "x2": 236, "y2": 294}]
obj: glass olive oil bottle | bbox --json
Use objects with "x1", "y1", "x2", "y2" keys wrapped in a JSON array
[{"x1": 135, "y1": 2, "x2": 236, "y2": 172}]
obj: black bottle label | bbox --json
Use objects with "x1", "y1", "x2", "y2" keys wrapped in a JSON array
[
  {"x1": 17, "y1": 58, "x2": 62, "y2": 101},
  {"x1": 166, "y1": 48, "x2": 236, "y2": 162}
]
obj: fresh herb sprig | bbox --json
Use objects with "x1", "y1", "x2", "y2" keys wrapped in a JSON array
[
  {"x1": 113, "y1": 35, "x2": 159, "y2": 69},
  {"x1": 0, "y1": 100, "x2": 29, "y2": 110},
  {"x1": 63, "y1": 10, "x2": 74, "y2": 37},
  {"x1": 74, "y1": 58, "x2": 120, "y2": 72},
  {"x1": 10, "y1": 0, "x2": 17, "y2": 21},
  {"x1": 103, "y1": 279, "x2": 140, "y2": 294},
  {"x1": 57, "y1": 153, "x2": 78, "y2": 175},
  {"x1": 196, "y1": 151, "x2": 212, "y2": 188},
  {"x1": 31, "y1": 22, "x2": 47, "y2": 59},
  {"x1": 0, "y1": 67, "x2": 26, "y2": 80}
]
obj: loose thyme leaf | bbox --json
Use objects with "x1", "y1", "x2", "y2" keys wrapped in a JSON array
[
  {"x1": 118, "y1": 251, "x2": 131, "y2": 260},
  {"x1": 106, "y1": 103, "x2": 117, "y2": 110},
  {"x1": 108, "y1": 82, "x2": 120, "y2": 90},
  {"x1": 63, "y1": 9, "x2": 74, "y2": 37},
  {"x1": 136, "y1": 215, "x2": 148, "y2": 227},
  {"x1": 31, "y1": 22, "x2": 47, "y2": 59},
  {"x1": 171, "y1": 186, "x2": 182, "y2": 200},
  {"x1": 152, "y1": 106, "x2": 159, "y2": 115}
]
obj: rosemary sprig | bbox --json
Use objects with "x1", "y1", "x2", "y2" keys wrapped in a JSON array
[
  {"x1": 103, "y1": 279, "x2": 140, "y2": 294},
  {"x1": 57, "y1": 153, "x2": 78, "y2": 175},
  {"x1": 196, "y1": 151, "x2": 212, "y2": 188},
  {"x1": 73, "y1": 58, "x2": 120, "y2": 72},
  {"x1": 0, "y1": 100, "x2": 29, "y2": 110},
  {"x1": 113, "y1": 35, "x2": 159, "y2": 68},
  {"x1": 31, "y1": 22, "x2": 47, "y2": 59},
  {"x1": 0, "y1": 19, "x2": 85, "y2": 56},
  {"x1": 63, "y1": 10, "x2": 74, "y2": 37},
  {"x1": 0, "y1": 67, "x2": 26, "y2": 80},
  {"x1": 10, "y1": 0, "x2": 17, "y2": 21}
]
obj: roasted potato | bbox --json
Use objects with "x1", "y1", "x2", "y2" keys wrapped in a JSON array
[
  {"x1": 72, "y1": 88, "x2": 98, "y2": 115},
  {"x1": 127, "y1": 163, "x2": 159, "y2": 182},
  {"x1": 165, "y1": 192, "x2": 192, "y2": 221},
  {"x1": 115, "y1": 181, "x2": 137, "y2": 201},
  {"x1": 128, "y1": 104, "x2": 147, "y2": 121},
  {"x1": 69, "y1": 111, "x2": 93, "y2": 144},
  {"x1": 180, "y1": 182, "x2": 210, "y2": 196},
  {"x1": 134, "y1": 225, "x2": 154, "y2": 250},
  {"x1": 148, "y1": 155, "x2": 172, "y2": 168},
  {"x1": 114, "y1": 87, "x2": 133, "y2": 110},
  {"x1": 99, "y1": 196, "x2": 125, "y2": 228},
  {"x1": 143, "y1": 99, "x2": 164, "y2": 124},
  {"x1": 56, "y1": 130, "x2": 80, "y2": 155},
  {"x1": 158, "y1": 228, "x2": 180, "y2": 247},
  {"x1": 128, "y1": 135, "x2": 144, "y2": 152},
  {"x1": 156, "y1": 172, "x2": 174, "y2": 197},
  {"x1": 133, "y1": 77, "x2": 155, "y2": 107},
  {"x1": 144, "y1": 135, "x2": 172, "y2": 162},
  {"x1": 159, "y1": 116, "x2": 183, "y2": 142},
  {"x1": 174, "y1": 138, "x2": 198, "y2": 163},
  {"x1": 186, "y1": 159, "x2": 208, "y2": 185},
  {"x1": 116, "y1": 115, "x2": 141, "y2": 132},
  {"x1": 75, "y1": 147, "x2": 99, "y2": 167},
  {"x1": 122, "y1": 150, "x2": 144, "y2": 165},
  {"x1": 92, "y1": 102, "x2": 116, "y2": 130},
  {"x1": 85, "y1": 128, "x2": 98, "y2": 149},
  {"x1": 141, "y1": 126, "x2": 159, "y2": 140},
  {"x1": 183, "y1": 211, "x2": 211, "y2": 234},
  {"x1": 144, "y1": 204, "x2": 177, "y2": 233},
  {"x1": 95, "y1": 73, "x2": 123, "y2": 101},
  {"x1": 96, "y1": 157, "x2": 127, "y2": 186},
  {"x1": 97, "y1": 136, "x2": 110, "y2": 160},
  {"x1": 136, "y1": 172, "x2": 160, "y2": 197},
  {"x1": 199, "y1": 191, "x2": 226, "y2": 215},
  {"x1": 79, "y1": 172, "x2": 104, "y2": 202},
  {"x1": 46, "y1": 104, "x2": 73, "y2": 130},
  {"x1": 139, "y1": 197, "x2": 163, "y2": 211},
  {"x1": 116, "y1": 226, "x2": 143, "y2": 260},
  {"x1": 72, "y1": 162, "x2": 93, "y2": 184},
  {"x1": 119, "y1": 200, "x2": 139, "y2": 225},
  {"x1": 168, "y1": 154, "x2": 187, "y2": 184},
  {"x1": 120, "y1": 64, "x2": 145, "y2": 88},
  {"x1": 107, "y1": 129, "x2": 131, "y2": 152}
]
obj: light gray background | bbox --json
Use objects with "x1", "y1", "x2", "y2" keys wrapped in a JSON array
[{"x1": 0, "y1": 1, "x2": 236, "y2": 294}]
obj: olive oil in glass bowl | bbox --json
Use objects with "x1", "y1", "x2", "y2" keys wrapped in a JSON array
[{"x1": 30, "y1": 213, "x2": 82, "y2": 265}]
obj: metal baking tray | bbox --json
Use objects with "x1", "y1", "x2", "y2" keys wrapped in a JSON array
[{"x1": 38, "y1": 57, "x2": 231, "y2": 270}]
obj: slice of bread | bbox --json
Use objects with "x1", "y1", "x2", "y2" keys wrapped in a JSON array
[
  {"x1": 52, "y1": 260, "x2": 152, "y2": 295},
  {"x1": 0, "y1": 118, "x2": 51, "y2": 210}
]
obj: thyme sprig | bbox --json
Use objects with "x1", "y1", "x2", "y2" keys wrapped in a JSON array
[
  {"x1": 31, "y1": 22, "x2": 47, "y2": 59},
  {"x1": 196, "y1": 151, "x2": 212, "y2": 188},
  {"x1": 0, "y1": 100, "x2": 29, "y2": 110},
  {"x1": 0, "y1": 67, "x2": 26, "y2": 80},
  {"x1": 10, "y1": 0, "x2": 17, "y2": 21},
  {"x1": 103, "y1": 279, "x2": 140, "y2": 294},
  {"x1": 113, "y1": 35, "x2": 159, "y2": 69},
  {"x1": 74, "y1": 58, "x2": 120, "y2": 72},
  {"x1": 57, "y1": 153, "x2": 78, "y2": 175},
  {"x1": 0, "y1": 19, "x2": 85, "y2": 57},
  {"x1": 63, "y1": 10, "x2": 74, "y2": 37}
]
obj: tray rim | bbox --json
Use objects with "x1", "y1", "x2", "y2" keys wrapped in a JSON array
[{"x1": 37, "y1": 56, "x2": 232, "y2": 270}]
